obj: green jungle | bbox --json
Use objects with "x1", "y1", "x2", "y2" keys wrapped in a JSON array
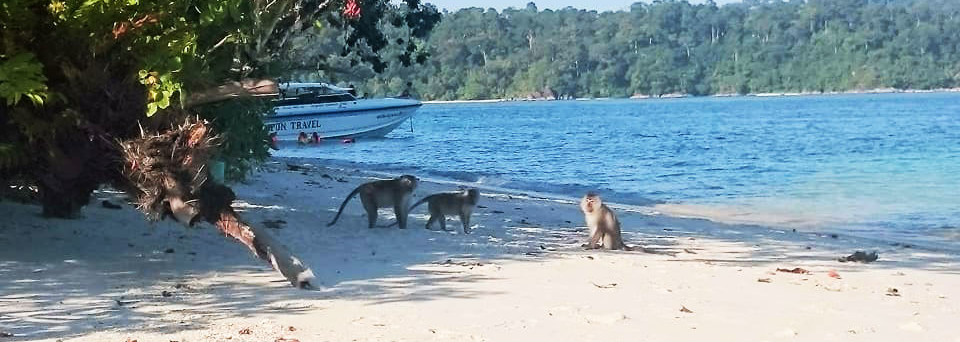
[{"x1": 349, "y1": 0, "x2": 960, "y2": 100}]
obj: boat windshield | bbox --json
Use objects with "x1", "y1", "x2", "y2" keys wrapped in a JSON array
[{"x1": 274, "y1": 86, "x2": 357, "y2": 107}]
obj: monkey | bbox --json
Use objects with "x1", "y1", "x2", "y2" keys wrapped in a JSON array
[
  {"x1": 407, "y1": 188, "x2": 480, "y2": 234},
  {"x1": 327, "y1": 175, "x2": 419, "y2": 229},
  {"x1": 579, "y1": 192, "x2": 630, "y2": 251}
]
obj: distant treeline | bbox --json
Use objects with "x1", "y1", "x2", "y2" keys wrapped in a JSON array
[{"x1": 356, "y1": 0, "x2": 960, "y2": 100}]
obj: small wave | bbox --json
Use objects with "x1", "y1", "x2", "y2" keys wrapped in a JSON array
[
  {"x1": 427, "y1": 170, "x2": 483, "y2": 183},
  {"x1": 283, "y1": 157, "x2": 423, "y2": 175},
  {"x1": 656, "y1": 172, "x2": 692, "y2": 178},
  {"x1": 847, "y1": 136, "x2": 883, "y2": 142},
  {"x1": 939, "y1": 227, "x2": 960, "y2": 241},
  {"x1": 497, "y1": 179, "x2": 660, "y2": 206}
]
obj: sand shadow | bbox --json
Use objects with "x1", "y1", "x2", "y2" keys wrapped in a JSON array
[{"x1": 2, "y1": 165, "x2": 958, "y2": 339}]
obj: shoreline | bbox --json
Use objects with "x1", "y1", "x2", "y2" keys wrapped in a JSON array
[
  {"x1": 420, "y1": 87, "x2": 960, "y2": 104},
  {"x1": 1, "y1": 160, "x2": 958, "y2": 341},
  {"x1": 275, "y1": 156, "x2": 960, "y2": 255}
]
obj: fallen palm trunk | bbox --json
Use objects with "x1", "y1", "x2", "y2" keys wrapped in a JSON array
[
  {"x1": 215, "y1": 207, "x2": 315, "y2": 287},
  {"x1": 120, "y1": 116, "x2": 313, "y2": 288}
]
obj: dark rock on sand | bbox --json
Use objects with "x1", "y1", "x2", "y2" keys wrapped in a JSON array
[{"x1": 838, "y1": 251, "x2": 878, "y2": 263}]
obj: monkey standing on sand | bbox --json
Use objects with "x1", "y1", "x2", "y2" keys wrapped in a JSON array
[
  {"x1": 580, "y1": 192, "x2": 631, "y2": 250},
  {"x1": 408, "y1": 188, "x2": 480, "y2": 234},
  {"x1": 327, "y1": 175, "x2": 419, "y2": 229}
]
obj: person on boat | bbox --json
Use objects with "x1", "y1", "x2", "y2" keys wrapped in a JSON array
[
  {"x1": 311, "y1": 132, "x2": 321, "y2": 143},
  {"x1": 297, "y1": 132, "x2": 309, "y2": 145},
  {"x1": 267, "y1": 132, "x2": 279, "y2": 150},
  {"x1": 347, "y1": 84, "x2": 357, "y2": 97},
  {"x1": 400, "y1": 82, "x2": 413, "y2": 98}
]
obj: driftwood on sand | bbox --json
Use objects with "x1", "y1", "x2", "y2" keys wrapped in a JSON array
[{"x1": 119, "y1": 117, "x2": 314, "y2": 288}]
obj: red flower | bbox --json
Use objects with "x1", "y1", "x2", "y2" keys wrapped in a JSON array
[{"x1": 343, "y1": 0, "x2": 361, "y2": 19}]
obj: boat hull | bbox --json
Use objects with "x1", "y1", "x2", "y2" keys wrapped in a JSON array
[{"x1": 265, "y1": 98, "x2": 420, "y2": 141}]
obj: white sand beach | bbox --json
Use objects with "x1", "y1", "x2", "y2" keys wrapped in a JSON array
[{"x1": 1, "y1": 158, "x2": 958, "y2": 341}]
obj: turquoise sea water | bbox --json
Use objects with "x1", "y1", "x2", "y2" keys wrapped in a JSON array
[{"x1": 276, "y1": 93, "x2": 960, "y2": 250}]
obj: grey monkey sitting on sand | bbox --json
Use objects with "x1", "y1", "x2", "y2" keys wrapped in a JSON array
[
  {"x1": 580, "y1": 192, "x2": 631, "y2": 250},
  {"x1": 407, "y1": 188, "x2": 480, "y2": 234},
  {"x1": 327, "y1": 175, "x2": 419, "y2": 229}
]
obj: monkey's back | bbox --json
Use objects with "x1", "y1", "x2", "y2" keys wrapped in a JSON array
[
  {"x1": 598, "y1": 204, "x2": 620, "y2": 228},
  {"x1": 599, "y1": 204, "x2": 625, "y2": 249},
  {"x1": 365, "y1": 179, "x2": 409, "y2": 206},
  {"x1": 427, "y1": 193, "x2": 468, "y2": 214}
]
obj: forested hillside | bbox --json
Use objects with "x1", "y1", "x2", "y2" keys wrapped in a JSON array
[{"x1": 350, "y1": 0, "x2": 960, "y2": 100}]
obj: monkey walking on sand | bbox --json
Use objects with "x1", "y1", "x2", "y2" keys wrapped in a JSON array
[
  {"x1": 327, "y1": 175, "x2": 419, "y2": 229},
  {"x1": 407, "y1": 188, "x2": 480, "y2": 234},
  {"x1": 579, "y1": 192, "x2": 632, "y2": 251}
]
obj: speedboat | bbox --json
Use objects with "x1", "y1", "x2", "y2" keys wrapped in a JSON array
[{"x1": 264, "y1": 82, "x2": 421, "y2": 143}]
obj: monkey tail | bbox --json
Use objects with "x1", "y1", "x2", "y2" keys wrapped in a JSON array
[
  {"x1": 380, "y1": 194, "x2": 436, "y2": 228},
  {"x1": 327, "y1": 186, "x2": 362, "y2": 227},
  {"x1": 617, "y1": 235, "x2": 633, "y2": 251},
  {"x1": 407, "y1": 194, "x2": 436, "y2": 213}
]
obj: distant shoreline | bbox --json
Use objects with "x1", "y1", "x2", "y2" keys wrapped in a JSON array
[
  {"x1": 422, "y1": 99, "x2": 508, "y2": 104},
  {"x1": 422, "y1": 87, "x2": 960, "y2": 104}
]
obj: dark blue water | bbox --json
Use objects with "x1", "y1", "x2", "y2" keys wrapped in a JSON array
[{"x1": 276, "y1": 93, "x2": 960, "y2": 248}]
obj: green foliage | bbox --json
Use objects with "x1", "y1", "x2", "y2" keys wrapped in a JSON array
[
  {"x1": 0, "y1": 53, "x2": 48, "y2": 106},
  {"x1": 278, "y1": 1, "x2": 441, "y2": 85},
  {"x1": 195, "y1": 99, "x2": 273, "y2": 182},
  {"x1": 359, "y1": 0, "x2": 960, "y2": 100},
  {"x1": 0, "y1": 0, "x2": 439, "y2": 214},
  {"x1": 0, "y1": 142, "x2": 30, "y2": 170},
  {"x1": 138, "y1": 70, "x2": 179, "y2": 116}
]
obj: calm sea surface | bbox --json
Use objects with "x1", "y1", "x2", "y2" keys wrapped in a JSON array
[{"x1": 276, "y1": 93, "x2": 960, "y2": 249}]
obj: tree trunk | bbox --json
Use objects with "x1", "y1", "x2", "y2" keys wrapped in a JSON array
[
  {"x1": 39, "y1": 181, "x2": 86, "y2": 218},
  {"x1": 214, "y1": 206, "x2": 315, "y2": 288},
  {"x1": 120, "y1": 117, "x2": 314, "y2": 289},
  {"x1": 184, "y1": 79, "x2": 279, "y2": 108}
]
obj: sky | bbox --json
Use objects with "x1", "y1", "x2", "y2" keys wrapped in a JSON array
[{"x1": 432, "y1": 0, "x2": 742, "y2": 13}]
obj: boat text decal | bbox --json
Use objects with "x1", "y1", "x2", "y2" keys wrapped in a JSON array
[
  {"x1": 266, "y1": 120, "x2": 322, "y2": 132},
  {"x1": 376, "y1": 112, "x2": 404, "y2": 119}
]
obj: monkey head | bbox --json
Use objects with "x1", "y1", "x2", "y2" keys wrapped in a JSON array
[
  {"x1": 466, "y1": 188, "x2": 480, "y2": 205},
  {"x1": 580, "y1": 192, "x2": 602, "y2": 214},
  {"x1": 398, "y1": 175, "x2": 419, "y2": 190}
]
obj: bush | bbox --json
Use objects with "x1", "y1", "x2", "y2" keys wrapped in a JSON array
[{"x1": 195, "y1": 98, "x2": 274, "y2": 182}]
